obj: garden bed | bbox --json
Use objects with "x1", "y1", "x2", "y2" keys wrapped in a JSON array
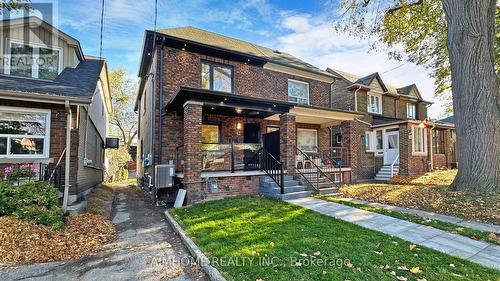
[{"x1": 171, "y1": 196, "x2": 499, "y2": 281}]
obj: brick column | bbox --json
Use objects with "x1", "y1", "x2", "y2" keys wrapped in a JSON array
[
  {"x1": 318, "y1": 127, "x2": 330, "y2": 153},
  {"x1": 280, "y1": 113, "x2": 296, "y2": 176},
  {"x1": 398, "y1": 123, "x2": 412, "y2": 175},
  {"x1": 183, "y1": 101, "x2": 204, "y2": 204},
  {"x1": 340, "y1": 120, "x2": 358, "y2": 182}
]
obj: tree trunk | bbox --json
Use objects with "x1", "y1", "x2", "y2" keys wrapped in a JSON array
[{"x1": 442, "y1": 0, "x2": 499, "y2": 192}]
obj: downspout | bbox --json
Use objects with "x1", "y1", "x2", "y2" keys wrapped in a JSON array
[
  {"x1": 62, "y1": 100, "x2": 72, "y2": 212},
  {"x1": 353, "y1": 86, "x2": 362, "y2": 112},
  {"x1": 157, "y1": 39, "x2": 164, "y2": 164}
]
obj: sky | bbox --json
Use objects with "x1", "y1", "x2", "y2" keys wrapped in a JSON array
[{"x1": 7, "y1": 0, "x2": 448, "y2": 118}]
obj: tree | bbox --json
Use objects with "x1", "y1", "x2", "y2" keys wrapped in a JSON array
[
  {"x1": 109, "y1": 67, "x2": 138, "y2": 150},
  {"x1": 0, "y1": 0, "x2": 30, "y2": 12},
  {"x1": 335, "y1": 0, "x2": 499, "y2": 192}
]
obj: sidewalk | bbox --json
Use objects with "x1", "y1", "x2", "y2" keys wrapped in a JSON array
[
  {"x1": 286, "y1": 197, "x2": 500, "y2": 270},
  {"x1": 338, "y1": 197, "x2": 500, "y2": 233}
]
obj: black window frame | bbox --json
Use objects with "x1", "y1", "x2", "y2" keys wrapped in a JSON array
[
  {"x1": 432, "y1": 129, "x2": 445, "y2": 154},
  {"x1": 200, "y1": 60, "x2": 234, "y2": 93}
]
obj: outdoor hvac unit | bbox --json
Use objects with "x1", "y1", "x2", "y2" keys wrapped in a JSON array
[{"x1": 155, "y1": 164, "x2": 175, "y2": 189}]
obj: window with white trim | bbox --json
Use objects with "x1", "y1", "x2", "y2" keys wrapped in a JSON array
[
  {"x1": 367, "y1": 93, "x2": 382, "y2": 114},
  {"x1": 288, "y1": 79, "x2": 309, "y2": 104},
  {"x1": 0, "y1": 107, "x2": 51, "y2": 157},
  {"x1": 413, "y1": 126, "x2": 426, "y2": 153},
  {"x1": 5, "y1": 40, "x2": 62, "y2": 80},
  {"x1": 406, "y1": 103, "x2": 416, "y2": 119},
  {"x1": 365, "y1": 132, "x2": 372, "y2": 151}
]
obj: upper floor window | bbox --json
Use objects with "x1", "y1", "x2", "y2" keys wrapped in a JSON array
[
  {"x1": 288, "y1": 79, "x2": 309, "y2": 104},
  {"x1": 4, "y1": 40, "x2": 62, "y2": 80},
  {"x1": 367, "y1": 93, "x2": 382, "y2": 114},
  {"x1": 406, "y1": 103, "x2": 416, "y2": 119},
  {"x1": 0, "y1": 107, "x2": 51, "y2": 158},
  {"x1": 201, "y1": 62, "x2": 233, "y2": 93}
]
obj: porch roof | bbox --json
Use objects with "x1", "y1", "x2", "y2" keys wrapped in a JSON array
[
  {"x1": 165, "y1": 86, "x2": 294, "y2": 118},
  {"x1": 265, "y1": 105, "x2": 364, "y2": 127}
]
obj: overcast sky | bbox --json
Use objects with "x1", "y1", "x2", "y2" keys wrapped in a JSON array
[{"x1": 9, "y1": 0, "x2": 449, "y2": 118}]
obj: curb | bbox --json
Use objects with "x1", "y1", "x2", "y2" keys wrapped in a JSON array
[{"x1": 164, "y1": 210, "x2": 227, "y2": 281}]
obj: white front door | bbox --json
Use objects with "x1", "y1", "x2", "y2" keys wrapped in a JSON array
[{"x1": 384, "y1": 131, "x2": 400, "y2": 165}]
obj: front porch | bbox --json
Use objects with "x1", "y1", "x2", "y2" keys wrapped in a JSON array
[{"x1": 167, "y1": 87, "x2": 361, "y2": 203}]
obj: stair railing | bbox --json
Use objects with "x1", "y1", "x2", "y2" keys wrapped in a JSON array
[
  {"x1": 391, "y1": 154, "x2": 400, "y2": 177},
  {"x1": 245, "y1": 147, "x2": 285, "y2": 194},
  {"x1": 295, "y1": 147, "x2": 340, "y2": 190}
]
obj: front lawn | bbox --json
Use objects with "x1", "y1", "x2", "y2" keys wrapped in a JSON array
[
  {"x1": 341, "y1": 170, "x2": 500, "y2": 225},
  {"x1": 171, "y1": 196, "x2": 499, "y2": 281}
]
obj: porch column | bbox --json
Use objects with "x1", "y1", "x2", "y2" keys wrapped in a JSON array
[
  {"x1": 398, "y1": 123, "x2": 412, "y2": 175},
  {"x1": 280, "y1": 113, "x2": 296, "y2": 176},
  {"x1": 340, "y1": 120, "x2": 358, "y2": 182},
  {"x1": 183, "y1": 101, "x2": 204, "y2": 204}
]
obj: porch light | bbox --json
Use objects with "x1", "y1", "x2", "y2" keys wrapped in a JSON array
[
  {"x1": 236, "y1": 122, "x2": 242, "y2": 130},
  {"x1": 235, "y1": 108, "x2": 243, "y2": 114}
]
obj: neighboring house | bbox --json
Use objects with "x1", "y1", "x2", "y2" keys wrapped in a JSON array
[
  {"x1": 327, "y1": 68, "x2": 457, "y2": 180},
  {"x1": 136, "y1": 26, "x2": 363, "y2": 204},
  {"x1": 0, "y1": 17, "x2": 112, "y2": 205},
  {"x1": 434, "y1": 115, "x2": 458, "y2": 168},
  {"x1": 135, "y1": 26, "x2": 455, "y2": 205}
]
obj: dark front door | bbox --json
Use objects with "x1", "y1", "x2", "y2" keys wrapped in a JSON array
[
  {"x1": 243, "y1": 124, "x2": 260, "y2": 170},
  {"x1": 263, "y1": 130, "x2": 280, "y2": 160},
  {"x1": 243, "y1": 124, "x2": 260, "y2": 143}
]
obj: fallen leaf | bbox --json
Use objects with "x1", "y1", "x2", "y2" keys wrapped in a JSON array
[
  {"x1": 449, "y1": 263, "x2": 455, "y2": 268},
  {"x1": 346, "y1": 261, "x2": 353, "y2": 268},
  {"x1": 417, "y1": 279, "x2": 428, "y2": 281},
  {"x1": 390, "y1": 271, "x2": 396, "y2": 276},
  {"x1": 374, "y1": 251, "x2": 383, "y2": 255},
  {"x1": 409, "y1": 244, "x2": 417, "y2": 251},
  {"x1": 270, "y1": 242, "x2": 274, "y2": 247},
  {"x1": 397, "y1": 266, "x2": 409, "y2": 271},
  {"x1": 299, "y1": 253, "x2": 308, "y2": 257},
  {"x1": 410, "y1": 267, "x2": 422, "y2": 274},
  {"x1": 313, "y1": 251, "x2": 321, "y2": 256},
  {"x1": 396, "y1": 276, "x2": 407, "y2": 281}
]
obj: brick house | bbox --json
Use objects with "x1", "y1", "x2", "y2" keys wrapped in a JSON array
[
  {"x1": 0, "y1": 17, "x2": 112, "y2": 207},
  {"x1": 327, "y1": 68, "x2": 457, "y2": 181},
  {"x1": 135, "y1": 26, "x2": 455, "y2": 205}
]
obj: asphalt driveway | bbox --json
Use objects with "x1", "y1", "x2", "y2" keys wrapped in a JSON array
[{"x1": 0, "y1": 184, "x2": 206, "y2": 281}]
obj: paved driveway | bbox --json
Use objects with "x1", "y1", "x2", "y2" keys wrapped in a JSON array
[{"x1": 0, "y1": 185, "x2": 207, "y2": 281}]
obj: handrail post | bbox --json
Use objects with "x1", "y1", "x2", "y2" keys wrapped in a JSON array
[
  {"x1": 280, "y1": 161, "x2": 285, "y2": 194},
  {"x1": 231, "y1": 140, "x2": 235, "y2": 173}
]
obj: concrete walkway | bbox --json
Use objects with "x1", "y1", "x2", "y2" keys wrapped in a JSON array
[
  {"x1": 286, "y1": 197, "x2": 500, "y2": 270},
  {"x1": 0, "y1": 185, "x2": 206, "y2": 281},
  {"x1": 339, "y1": 197, "x2": 500, "y2": 233}
]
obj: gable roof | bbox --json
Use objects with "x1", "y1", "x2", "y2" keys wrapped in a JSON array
[
  {"x1": 0, "y1": 57, "x2": 105, "y2": 102},
  {"x1": 437, "y1": 115, "x2": 454, "y2": 124},
  {"x1": 155, "y1": 26, "x2": 336, "y2": 79}
]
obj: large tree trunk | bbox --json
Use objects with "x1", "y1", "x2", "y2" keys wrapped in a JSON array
[{"x1": 442, "y1": 0, "x2": 499, "y2": 192}]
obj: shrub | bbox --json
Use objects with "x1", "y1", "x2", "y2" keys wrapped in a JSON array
[
  {"x1": 121, "y1": 167, "x2": 128, "y2": 180},
  {"x1": 0, "y1": 181, "x2": 64, "y2": 229},
  {"x1": 3, "y1": 164, "x2": 38, "y2": 183}
]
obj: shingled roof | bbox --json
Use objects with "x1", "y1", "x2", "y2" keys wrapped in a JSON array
[
  {"x1": 156, "y1": 26, "x2": 335, "y2": 78},
  {"x1": 0, "y1": 57, "x2": 104, "y2": 100}
]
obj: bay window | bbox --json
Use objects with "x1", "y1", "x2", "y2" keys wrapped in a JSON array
[
  {"x1": 288, "y1": 79, "x2": 309, "y2": 104},
  {"x1": 413, "y1": 126, "x2": 427, "y2": 154},
  {"x1": 367, "y1": 93, "x2": 382, "y2": 114},
  {"x1": 0, "y1": 107, "x2": 50, "y2": 158},
  {"x1": 5, "y1": 40, "x2": 62, "y2": 80},
  {"x1": 201, "y1": 62, "x2": 233, "y2": 93}
]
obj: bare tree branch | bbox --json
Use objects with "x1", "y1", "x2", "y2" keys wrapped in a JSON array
[{"x1": 387, "y1": 0, "x2": 424, "y2": 14}]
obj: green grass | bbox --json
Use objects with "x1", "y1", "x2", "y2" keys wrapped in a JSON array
[
  {"x1": 171, "y1": 196, "x2": 499, "y2": 281},
  {"x1": 314, "y1": 195, "x2": 500, "y2": 246}
]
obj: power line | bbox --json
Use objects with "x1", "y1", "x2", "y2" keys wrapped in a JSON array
[
  {"x1": 380, "y1": 62, "x2": 407, "y2": 75},
  {"x1": 99, "y1": 0, "x2": 105, "y2": 59}
]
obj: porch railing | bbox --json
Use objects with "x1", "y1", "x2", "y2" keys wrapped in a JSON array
[
  {"x1": 246, "y1": 147, "x2": 284, "y2": 194},
  {"x1": 296, "y1": 146, "x2": 340, "y2": 190}
]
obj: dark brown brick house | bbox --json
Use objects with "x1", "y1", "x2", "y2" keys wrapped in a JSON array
[
  {"x1": 0, "y1": 17, "x2": 112, "y2": 208},
  {"x1": 135, "y1": 26, "x2": 456, "y2": 205},
  {"x1": 327, "y1": 68, "x2": 457, "y2": 181}
]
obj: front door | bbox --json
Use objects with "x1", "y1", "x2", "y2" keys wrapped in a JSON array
[{"x1": 384, "y1": 131, "x2": 400, "y2": 165}]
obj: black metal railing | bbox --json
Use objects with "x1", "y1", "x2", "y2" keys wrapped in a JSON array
[
  {"x1": 253, "y1": 148, "x2": 284, "y2": 194},
  {"x1": 295, "y1": 147, "x2": 340, "y2": 190},
  {"x1": 2, "y1": 163, "x2": 63, "y2": 191}
]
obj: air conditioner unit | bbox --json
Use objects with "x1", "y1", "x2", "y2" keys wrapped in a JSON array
[{"x1": 155, "y1": 164, "x2": 175, "y2": 189}]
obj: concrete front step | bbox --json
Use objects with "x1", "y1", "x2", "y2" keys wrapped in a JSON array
[
  {"x1": 280, "y1": 191, "x2": 312, "y2": 200},
  {"x1": 318, "y1": 187, "x2": 339, "y2": 195}
]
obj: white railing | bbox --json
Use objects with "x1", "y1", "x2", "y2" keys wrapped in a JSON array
[{"x1": 391, "y1": 154, "x2": 400, "y2": 177}]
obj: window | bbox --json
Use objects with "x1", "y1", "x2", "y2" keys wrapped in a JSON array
[
  {"x1": 413, "y1": 126, "x2": 426, "y2": 154},
  {"x1": 432, "y1": 130, "x2": 445, "y2": 154},
  {"x1": 367, "y1": 93, "x2": 382, "y2": 114},
  {"x1": 365, "y1": 132, "x2": 371, "y2": 151},
  {"x1": 201, "y1": 62, "x2": 233, "y2": 93},
  {"x1": 5, "y1": 40, "x2": 62, "y2": 80},
  {"x1": 407, "y1": 103, "x2": 416, "y2": 119},
  {"x1": 0, "y1": 107, "x2": 50, "y2": 157},
  {"x1": 288, "y1": 79, "x2": 309, "y2": 104},
  {"x1": 202, "y1": 124, "x2": 220, "y2": 144},
  {"x1": 297, "y1": 129, "x2": 317, "y2": 152},
  {"x1": 376, "y1": 130, "x2": 383, "y2": 150}
]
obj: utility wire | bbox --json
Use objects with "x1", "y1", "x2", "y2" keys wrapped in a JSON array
[
  {"x1": 380, "y1": 62, "x2": 407, "y2": 75},
  {"x1": 99, "y1": 0, "x2": 105, "y2": 59}
]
